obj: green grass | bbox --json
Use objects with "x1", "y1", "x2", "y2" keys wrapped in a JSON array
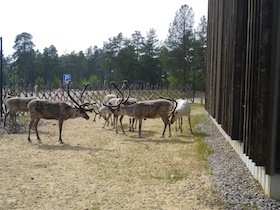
[
  {"x1": 191, "y1": 113, "x2": 213, "y2": 167},
  {"x1": 190, "y1": 109, "x2": 225, "y2": 208},
  {"x1": 174, "y1": 108, "x2": 213, "y2": 165},
  {"x1": 150, "y1": 110, "x2": 214, "y2": 182}
]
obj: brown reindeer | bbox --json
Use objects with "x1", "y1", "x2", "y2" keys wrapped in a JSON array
[
  {"x1": 105, "y1": 82, "x2": 177, "y2": 138},
  {"x1": 27, "y1": 81, "x2": 92, "y2": 144}
]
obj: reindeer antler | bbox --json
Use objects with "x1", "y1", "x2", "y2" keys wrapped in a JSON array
[
  {"x1": 102, "y1": 82, "x2": 123, "y2": 108},
  {"x1": 121, "y1": 80, "x2": 130, "y2": 105},
  {"x1": 104, "y1": 80, "x2": 112, "y2": 94},
  {"x1": 67, "y1": 81, "x2": 93, "y2": 112},
  {"x1": 67, "y1": 81, "x2": 79, "y2": 107},
  {"x1": 9, "y1": 79, "x2": 24, "y2": 97},
  {"x1": 159, "y1": 96, "x2": 178, "y2": 117},
  {"x1": 111, "y1": 81, "x2": 125, "y2": 106},
  {"x1": 115, "y1": 80, "x2": 128, "y2": 97},
  {"x1": 79, "y1": 83, "x2": 90, "y2": 103}
]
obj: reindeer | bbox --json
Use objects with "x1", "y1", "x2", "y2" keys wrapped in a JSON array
[
  {"x1": 170, "y1": 99, "x2": 192, "y2": 133},
  {"x1": 101, "y1": 80, "x2": 129, "y2": 125},
  {"x1": 108, "y1": 96, "x2": 138, "y2": 133},
  {"x1": 3, "y1": 96, "x2": 37, "y2": 129},
  {"x1": 105, "y1": 82, "x2": 177, "y2": 138},
  {"x1": 98, "y1": 105, "x2": 114, "y2": 128},
  {"x1": 91, "y1": 101, "x2": 102, "y2": 122},
  {"x1": 109, "y1": 83, "x2": 139, "y2": 132},
  {"x1": 27, "y1": 81, "x2": 93, "y2": 144}
]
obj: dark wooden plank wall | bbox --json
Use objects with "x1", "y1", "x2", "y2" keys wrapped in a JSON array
[
  {"x1": 268, "y1": 0, "x2": 280, "y2": 174},
  {"x1": 206, "y1": 0, "x2": 247, "y2": 138},
  {"x1": 206, "y1": 0, "x2": 280, "y2": 175},
  {"x1": 233, "y1": 1, "x2": 247, "y2": 141}
]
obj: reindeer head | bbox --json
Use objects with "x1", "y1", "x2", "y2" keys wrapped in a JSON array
[
  {"x1": 159, "y1": 96, "x2": 178, "y2": 123},
  {"x1": 67, "y1": 81, "x2": 93, "y2": 120},
  {"x1": 77, "y1": 108, "x2": 90, "y2": 120},
  {"x1": 102, "y1": 80, "x2": 129, "y2": 114}
]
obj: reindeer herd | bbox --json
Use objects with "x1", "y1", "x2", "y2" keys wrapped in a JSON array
[{"x1": 2, "y1": 80, "x2": 192, "y2": 144}]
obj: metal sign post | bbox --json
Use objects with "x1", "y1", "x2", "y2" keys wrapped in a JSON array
[
  {"x1": 0, "y1": 37, "x2": 3, "y2": 118},
  {"x1": 63, "y1": 74, "x2": 71, "y2": 86}
]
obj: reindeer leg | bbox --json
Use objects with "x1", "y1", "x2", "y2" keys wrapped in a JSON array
[
  {"x1": 160, "y1": 117, "x2": 170, "y2": 138},
  {"x1": 58, "y1": 120, "x2": 64, "y2": 144},
  {"x1": 160, "y1": 124, "x2": 167, "y2": 138},
  {"x1": 137, "y1": 118, "x2": 142, "y2": 138},
  {"x1": 180, "y1": 117, "x2": 183, "y2": 133},
  {"x1": 3, "y1": 111, "x2": 9, "y2": 128},
  {"x1": 111, "y1": 114, "x2": 115, "y2": 127},
  {"x1": 11, "y1": 113, "x2": 16, "y2": 132},
  {"x1": 174, "y1": 119, "x2": 177, "y2": 132},
  {"x1": 115, "y1": 116, "x2": 119, "y2": 133},
  {"x1": 132, "y1": 118, "x2": 137, "y2": 132},
  {"x1": 106, "y1": 114, "x2": 110, "y2": 126},
  {"x1": 93, "y1": 113, "x2": 97, "y2": 122},
  {"x1": 120, "y1": 115, "x2": 126, "y2": 134},
  {"x1": 128, "y1": 118, "x2": 133, "y2": 131},
  {"x1": 28, "y1": 118, "x2": 35, "y2": 142},
  {"x1": 188, "y1": 115, "x2": 192, "y2": 133},
  {"x1": 130, "y1": 118, "x2": 134, "y2": 132},
  {"x1": 130, "y1": 118, "x2": 136, "y2": 132},
  {"x1": 168, "y1": 123, "x2": 172, "y2": 137},
  {"x1": 34, "y1": 118, "x2": 41, "y2": 143},
  {"x1": 102, "y1": 115, "x2": 109, "y2": 128}
]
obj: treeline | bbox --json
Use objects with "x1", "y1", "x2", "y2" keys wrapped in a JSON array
[{"x1": 1, "y1": 5, "x2": 207, "y2": 91}]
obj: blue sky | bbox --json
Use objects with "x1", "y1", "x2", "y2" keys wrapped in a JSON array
[{"x1": 1, "y1": 0, "x2": 208, "y2": 56}]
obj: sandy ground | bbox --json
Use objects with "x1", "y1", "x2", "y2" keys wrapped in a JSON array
[{"x1": 0, "y1": 105, "x2": 217, "y2": 210}]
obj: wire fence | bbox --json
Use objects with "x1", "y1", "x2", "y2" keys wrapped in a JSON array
[{"x1": 1, "y1": 84, "x2": 203, "y2": 118}]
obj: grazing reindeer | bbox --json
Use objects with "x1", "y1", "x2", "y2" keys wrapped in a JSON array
[
  {"x1": 27, "y1": 81, "x2": 92, "y2": 144},
  {"x1": 105, "y1": 82, "x2": 177, "y2": 138},
  {"x1": 98, "y1": 105, "x2": 114, "y2": 128},
  {"x1": 91, "y1": 102, "x2": 102, "y2": 122},
  {"x1": 3, "y1": 97, "x2": 36, "y2": 129},
  {"x1": 108, "y1": 96, "x2": 138, "y2": 133},
  {"x1": 2, "y1": 84, "x2": 26, "y2": 129},
  {"x1": 170, "y1": 99, "x2": 192, "y2": 133}
]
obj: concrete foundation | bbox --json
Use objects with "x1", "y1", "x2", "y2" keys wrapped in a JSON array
[{"x1": 210, "y1": 115, "x2": 280, "y2": 200}]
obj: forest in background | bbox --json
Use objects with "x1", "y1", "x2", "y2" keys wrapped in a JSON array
[{"x1": 1, "y1": 5, "x2": 207, "y2": 91}]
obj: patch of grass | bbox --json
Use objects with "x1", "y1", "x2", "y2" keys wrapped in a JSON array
[
  {"x1": 190, "y1": 113, "x2": 221, "y2": 207},
  {"x1": 149, "y1": 111, "x2": 213, "y2": 182},
  {"x1": 191, "y1": 103, "x2": 205, "y2": 109},
  {"x1": 191, "y1": 114, "x2": 213, "y2": 167},
  {"x1": 151, "y1": 168, "x2": 188, "y2": 181},
  {"x1": 191, "y1": 114, "x2": 205, "y2": 128}
]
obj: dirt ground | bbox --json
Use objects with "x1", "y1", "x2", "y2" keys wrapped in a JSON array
[{"x1": 0, "y1": 105, "x2": 217, "y2": 210}]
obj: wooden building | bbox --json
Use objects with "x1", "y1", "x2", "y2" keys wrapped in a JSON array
[{"x1": 205, "y1": 0, "x2": 280, "y2": 199}]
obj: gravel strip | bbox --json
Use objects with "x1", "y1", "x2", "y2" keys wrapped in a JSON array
[{"x1": 199, "y1": 116, "x2": 280, "y2": 210}]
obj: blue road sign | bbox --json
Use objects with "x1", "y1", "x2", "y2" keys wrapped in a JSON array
[{"x1": 63, "y1": 74, "x2": 71, "y2": 86}]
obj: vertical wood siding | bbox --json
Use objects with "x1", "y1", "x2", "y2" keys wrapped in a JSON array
[{"x1": 206, "y1": 0, "x2": 280, "y2": 175}]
